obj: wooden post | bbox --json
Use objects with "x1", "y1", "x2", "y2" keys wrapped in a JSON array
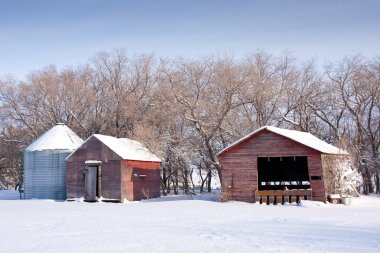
[
  {"x1": 261, "y1": 196, "x2": 268, "y2": 205},
  {"x1": 255, "y1": 194, "x2": 261, "y2": 203},
  {"x1": 268, "y1": 195, "x2": 275, "y2": 204}
]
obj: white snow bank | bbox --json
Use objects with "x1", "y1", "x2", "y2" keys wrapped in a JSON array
[
  {"x1": 1, "y1": 194, "x2": 380, "y2": 253},
  {"x1": 298, "y1": 200, "x2": 331, "y2": 208},
  {"x1": 350, "y1": 194, "x2": 380, "y2": 207},
  {"x1": 141, "y1": 192, "x2": 220, "y2": 202}
]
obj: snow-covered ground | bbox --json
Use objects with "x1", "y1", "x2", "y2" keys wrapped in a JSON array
[{"x1": 1, "y1": 191, "x2": 379, "y2": 253}]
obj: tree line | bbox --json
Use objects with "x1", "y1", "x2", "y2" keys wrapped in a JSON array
[{"x1": 0, "y1": 50, "x2": 379, "y2": 194}]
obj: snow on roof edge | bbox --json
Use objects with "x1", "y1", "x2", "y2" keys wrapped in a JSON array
[
  {"x1": 66, "y1": 134, "x2": 161, "y2": 162},
  {"x1": 217, "y1": 126, "x2": 348, "y2": 156}
]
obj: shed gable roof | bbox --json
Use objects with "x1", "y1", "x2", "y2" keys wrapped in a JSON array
[
  {"x1": 217, "y1": 126, "x2": 348, "y2": 156},
  {"x1": 66, "y1": 134, "x2": 161, "y2": 162}
]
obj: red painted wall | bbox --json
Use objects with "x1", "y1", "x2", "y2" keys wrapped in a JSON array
[
  {"x1": 219, "y1": 129, "x2": 326, "y2": 202},
  {"x1": 66, "y1": 136, "x2": 161, "y2": 201},
  {"x1": 121, "y1": 160, "x2": 161, "y2": 201},
  {"x1": 66, "y1": 136, "x2": 122, "y2": 200}
]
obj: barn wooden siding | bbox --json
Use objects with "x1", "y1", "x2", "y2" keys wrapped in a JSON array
[
  {"x1": 219, "y1": 129, "x2": 327, "y2": 202},
  {"x1": 66, "y1": 136, "x2": 161, "y2": 201},
  {"x1": 66, "y1": 137, "x2": 122, "y2": 200},
  {"x1": 121, "y1": 160, "x2": 161, "y2": 201}
]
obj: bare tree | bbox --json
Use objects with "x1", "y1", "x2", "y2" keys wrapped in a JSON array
[
  {"x1": 160, "y1": 56, "x2": 252, "y2": 187},
  {"x1": 1, "y1": 50, "x2": 378, "y2": 195}
]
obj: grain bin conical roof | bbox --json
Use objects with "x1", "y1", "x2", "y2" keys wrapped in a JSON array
[{"x1": 26, "y1": 123, "x2": 83, "y2": 151}]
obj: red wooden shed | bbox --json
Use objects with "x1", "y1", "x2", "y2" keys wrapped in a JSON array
[
  {"x1": 66, "y1": 134, "x2": 161, "y2": 202},
  {"x1": 217, "y1": 126, "x2": 348, "y2": 203}
]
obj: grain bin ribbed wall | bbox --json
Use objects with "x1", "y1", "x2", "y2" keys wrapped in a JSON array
[
  {"x1": 24, "y1": 150, "x2": 72, "y2": 199},
  {"x1": 23, "y1": 124, "x2": 83, "y2": 200}
]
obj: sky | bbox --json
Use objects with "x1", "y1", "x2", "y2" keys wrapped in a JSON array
[{"x1": 1, "y1": 0, "x2": 379, "y2": 80}]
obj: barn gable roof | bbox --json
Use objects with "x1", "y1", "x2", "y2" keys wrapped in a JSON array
[
  {"x1": 26, "y1": 123, "x2": 83, "y2": 151},
  {"x1": 66, "y1": 134, "x2": 161, "y2": 162},
  {"x1": 217, "y1": 126, "x2": 348, "y2": 156}
]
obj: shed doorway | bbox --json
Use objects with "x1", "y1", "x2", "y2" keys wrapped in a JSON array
[
  {"x1": 84, "y1": 162, "x2": 102, "y2": 202},
  {"x1": 257, "y1": 156, "x2": 310, "y2": 190}
]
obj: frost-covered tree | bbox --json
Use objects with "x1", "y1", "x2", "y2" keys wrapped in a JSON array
[{"x1": 1, "y1": 50, "x2": 379, "y2": 194}]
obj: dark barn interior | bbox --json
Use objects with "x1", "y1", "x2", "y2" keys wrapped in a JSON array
[{"x1": 257, "y1": 156, "x2": 311, "y2": 190}]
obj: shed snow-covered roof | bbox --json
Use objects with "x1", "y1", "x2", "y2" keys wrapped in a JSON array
[
  {"x1": 26, "y1": 124, "x2": 84, "y2": 151},
  {"x1": 217, "y1": 126, "x2": 348, "y2": 156},
  {"x1": 68, "y1": 134, "x2": 161, "y2": 162}
]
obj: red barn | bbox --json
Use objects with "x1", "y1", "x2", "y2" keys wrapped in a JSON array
[
  {"x1": 66, "y1": 134, "x2": 161, "y2": 202},
  {"x1": 218, "y1": 126, "x2": 348, "y2": 203}
]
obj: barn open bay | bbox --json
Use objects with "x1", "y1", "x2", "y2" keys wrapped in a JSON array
[{"x1": 1, "y1": 191, "x2": 379, "y2": 253}]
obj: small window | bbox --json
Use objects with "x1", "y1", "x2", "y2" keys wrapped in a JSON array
[{"x1": 310, "y1": 176, "x2": 323, "y2": 180}]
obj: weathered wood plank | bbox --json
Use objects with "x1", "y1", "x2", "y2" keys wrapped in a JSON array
[
  {"x1": 67, "y1": 136, "x2": 160, "y2": 202},
  {"x1": 84, "y1": 167, "x2": 97, "y2": 201}
]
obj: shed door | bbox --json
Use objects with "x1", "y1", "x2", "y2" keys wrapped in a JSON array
[{"x1": 85, "y1": 166, "x2": 97, "y2": 201}]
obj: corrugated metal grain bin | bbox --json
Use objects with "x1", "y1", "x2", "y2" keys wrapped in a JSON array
[{"x1": 24, "y1": 123, "x2": 83, "y2": 200}]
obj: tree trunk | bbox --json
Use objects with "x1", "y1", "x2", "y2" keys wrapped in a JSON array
[
  {"x1": 161, "y1": 183, "x2": 168, "y2": 196},
  {"x1": 366, "y1": 168, "x2": 374, "y2": 194},
  {"x1": 207, "y1": 171, "x2": 212, "y2": 192},
  {"x1": 167, "y1": 178, "x2": 171, "y2": 194},
  {"x1": 161, "y1": 167, "x2": 168, "y2": 196},
  {"x1": 362, "y1": 168, "x2": 373, "y2": 195},
  {"x1": 183, "y1": 169, "x2": 189, "y2": 194},
  {"x1": 200, "y1": 179, "x2": 206, "y2": 193},
  {"x1": 174, "y1": 170, "x2": 179, "y2": 195}
]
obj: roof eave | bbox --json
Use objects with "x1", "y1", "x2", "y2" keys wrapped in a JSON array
[{"x1": 321, "y1": 151, "x2": 350, "y2": 156}]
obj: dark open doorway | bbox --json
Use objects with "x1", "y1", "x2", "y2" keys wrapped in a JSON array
[{"x1": 257, "y1": 156, "x2": 310, "y2": 190}]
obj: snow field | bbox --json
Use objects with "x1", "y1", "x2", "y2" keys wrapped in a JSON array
[{"x1": 0, "y1": 191, "x2": 379, "y2": 253}]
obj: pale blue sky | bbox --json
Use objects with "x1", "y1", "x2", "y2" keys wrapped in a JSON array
[{"x1": 1, "y1": 0, "x2": 379, "y2": 80}]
